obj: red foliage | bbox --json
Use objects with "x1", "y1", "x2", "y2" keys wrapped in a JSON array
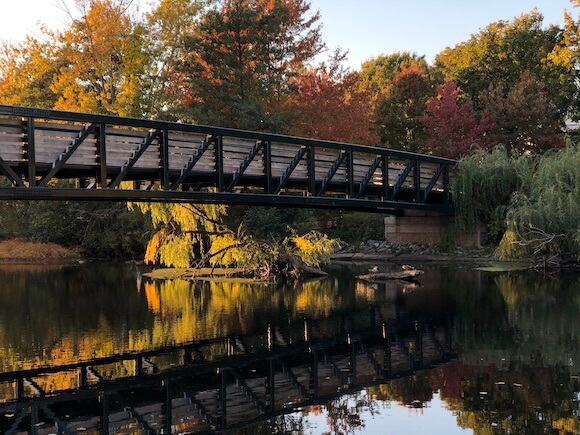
[
  {"x1": 288, "y1": 53, "x2": 379, "y2": 144},
  {"x1": 481, "y1": 71, "x2": 565, "y2": 154},
  {"x1": 421, "y1": 81, "x2": 494, "y2": 159}
]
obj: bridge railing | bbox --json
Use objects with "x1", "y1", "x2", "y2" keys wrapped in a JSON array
[{"x1": 0, "y1": 105, "x2": 456, "y2": 212}]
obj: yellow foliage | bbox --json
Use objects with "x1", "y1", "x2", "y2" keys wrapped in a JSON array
[
  {"x1": 285, "y1": 230, "x2": 342, "y2": 267},
  {"x1": 144, "y1": 231, "x2": 163, "y2": 264},
  {"x1": 553, "y1": 416, "x2": 580, "y2": 434}
]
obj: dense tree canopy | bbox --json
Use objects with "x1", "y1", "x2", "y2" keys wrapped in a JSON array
[
  {"x1": 420, "y1": 81, "x2": 493, "y2": 159},
  {"x1": 435, "y1": 10, "x2": 578, "y2": 119},
  {"x1": 171, "y1": 0, "x2": 324, "y2": 131},
  {"x1": 375, "y1": 65, "x2": 435, "y2": 151},
  {"x1": 287, "y1": 51, "x2": 379, "y2": 144},
  {"x1": 1, "y1": 0, "x2": 580, "y2": 263}
]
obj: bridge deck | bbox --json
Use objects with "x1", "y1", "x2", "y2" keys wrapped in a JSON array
[{"x1": 0, "y1": 106, "x2": 456, "y2": 212}]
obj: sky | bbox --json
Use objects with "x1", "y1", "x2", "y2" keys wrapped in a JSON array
[{"x1": 0, "y1": 0, "x2": 576, "y2": 69}]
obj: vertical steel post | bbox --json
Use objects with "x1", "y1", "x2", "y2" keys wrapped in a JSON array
[
  {"x1": 349, "y1": 335, "x2": 356, "y2": 387},
  {"x1": 215, "y1": 135, "x2": 224, "y2": 192},
  {"x1": 307, "y1": 146, "x2": 316, "y2": 195},
  {"x1": 24, "y1": 117, "x2": 36, "y2": 186},
  {"x1": 160, "y1": 130, "x2": 170, "y2": 190},
  {"x1": 31, "y1": 404, "x2": 38, "y2": 435},
  {"x1": 269, "y1": 358, "x2": 276, "y2": 412},
  {"x1": 383, "y1": 325, "x2": 391, "y2": 378},
  {"x1": 163, "y1": 380, "x2": 172, "y2": 435},
  {"x1": 101, "y1": 392, "x2": 109, "y2": 435},
  {"x1": 310, "y1": 348, "x2": 319, "y2": 398},
  {"x1": 415, "y1": 321, "x2": 423, "y2": 369},
  {"x1": 414, "y1": 160, "x2": 421, "y2": 202},
  {"x1": 220, "y1": 369, "x2": 227, "y2": 429},
  {"x1": 347, "y1": 151, "x2": 354, "y2": 197},
  {"x1": 443, "y1": 165, "x2": 450, "y2": 206},
  {"x1": 263, "y1": 140, "x2": 272, "y2": 194},
  {"x1": 382, "y1": 156, "x2": 389, "y2": 200},
  {"x1": 96, "y1": 123, "x2": 107, "y2": 188}
]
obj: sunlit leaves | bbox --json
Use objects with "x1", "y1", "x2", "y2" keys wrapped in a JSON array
[
  {"x1": 284, "y1": 230, "x2": 342, "y2": 268},
  {"x1": 288, "y1": 51, "x2": 379, "y2": 144},
  {"x1": 171, "y1": 0, "x2": 324, "y2": 131}
]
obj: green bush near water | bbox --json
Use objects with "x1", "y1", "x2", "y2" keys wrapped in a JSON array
[{"x1": 453, "y1": 143, "x2": 580, "y2": 260}]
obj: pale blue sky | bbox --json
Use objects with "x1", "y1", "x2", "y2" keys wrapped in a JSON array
[
  {"x1": 310, "y1": 0, "x2": 575, "y2": 68},
  {"x1": 0, "y1": 0, "x2": 575, "y2": 70}
]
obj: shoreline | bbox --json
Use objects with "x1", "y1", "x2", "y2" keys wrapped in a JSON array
[{"x1": 0, "y1": 238, "x2": 81, "y2": 262}]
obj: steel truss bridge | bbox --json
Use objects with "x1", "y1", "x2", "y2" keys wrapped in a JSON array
[
  {"x1": 0, "y1": 105, "x2": 456, "y2": 212},
  {"x1": 0, "y1": 311, "x2": 455, "y2": 434}
]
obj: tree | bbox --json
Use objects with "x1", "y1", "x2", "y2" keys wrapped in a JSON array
[
  {"x1": 421, "y1": 81, "x2": 494, "y2": 159},
  {"x1": 288, "y1": 51, "x2": 379, "y2": 144},
  {"x1": 375, "y1": 65, "x2": 435, "y2": 151},
  {"x1": 50, "y1": 0, "x2": 154, "y2": 116},
  {"x1": 359, "y1": 51, "x2": 433, "y2": 101},
  {"x1": 170, "y1": 0, "x2": 324, "y2": 131},
  {"x1": 143, "y1": 0, "x2": 205, "y2": 119},
  {"x1": 0, "y1": 0, "x2": 161, "y2": 117},
  {"x1": 131, "y1": 199, "x2": 341, "y2": 279},
  {"x1": 0, "y1": 37, "x2": 62, "y2": 108},
  {"x1": 480, "y1": 71, "x2": 565, "y2": 154},
  {"x1": 435, "y1": 10, "x2": 577, "y2": 119}
]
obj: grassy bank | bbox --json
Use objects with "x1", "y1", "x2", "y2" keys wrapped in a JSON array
[{"x1": 0, "y1": 239, "x2": 81, "y2": 262}]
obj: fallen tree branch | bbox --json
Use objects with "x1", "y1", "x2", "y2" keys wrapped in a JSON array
[{"x1": 277, "y1": 249, "x2": 329, "y2": 277}]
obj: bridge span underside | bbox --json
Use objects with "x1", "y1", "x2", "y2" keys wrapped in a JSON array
[{"x1": 0, "y1": 106, "x2": 456, "y2": 212}]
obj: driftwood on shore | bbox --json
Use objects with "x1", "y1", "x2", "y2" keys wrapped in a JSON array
[{"x1": 356, "y1": 269, "x2": 423, "y2": 282}]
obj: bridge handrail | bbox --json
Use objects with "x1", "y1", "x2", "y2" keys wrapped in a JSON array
[{"x1": 0, "y1": 105, "x2": 457, "y2": 166}]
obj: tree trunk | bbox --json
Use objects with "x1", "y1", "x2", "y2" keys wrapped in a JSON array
[{"x1": 277, "y1": 249, "x2": 329, "y2": 277}]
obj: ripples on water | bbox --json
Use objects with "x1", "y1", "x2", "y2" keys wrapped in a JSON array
[{"x1": 0, "y1": 262, "x2": 578, "y2": 434}]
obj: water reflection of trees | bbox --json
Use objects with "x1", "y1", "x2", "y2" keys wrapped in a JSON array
[
  {"x1": 0, "y1": 263, "x2": 151, "y2": 371},
  {"x1": 1, "y1": 265, "x2": 579, "y2": 433}
]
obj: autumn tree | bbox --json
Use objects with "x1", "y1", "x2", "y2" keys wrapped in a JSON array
[
  {"x1": 171, "y1": 0, "x2": 324, "y2": 131},
  {"x1": 421, "y1": 81, "x2": 494, "y2": 159},
  {"x1": 288, "y1": 51, "x2": 379, "y2": 144},
  {"x1": 131, "y1": 199, "x2": 341, "y2": 279},
  {"x1": 435, "y1": 10, "x2": 577, "y2": 119},
  {"x1": 359, "y1": 51, "x2": 433, "y2": 101},
  {"x1": 0, "y1": 37, "x2": 62, "y2": 108},
  {"x1": 143, "y1": 0, "x2": 205, "y2": 119},
  {"x1": 375, "y1": 65, "x2": 435, "y2": 152},
  {"x1": 480, "y1": 71, "x2": 564, "y2": 154}
]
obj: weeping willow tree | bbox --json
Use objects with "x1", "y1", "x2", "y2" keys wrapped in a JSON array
[
  {"x1": 453, "y1": 144, "x2": 580, "y2": 260},
  {"x1": 496, "y1": 145, "x2": 580, "y2": 259},
  {"x1": 452, "y1": 145, "x2": 536, "y2": 240},
  {"x1": 129, "y1": 200, "x2": 342, "y2": 279}
]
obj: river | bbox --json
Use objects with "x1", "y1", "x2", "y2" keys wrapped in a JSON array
[{"x1": 0, "y1": 261, "x2": 578, "y2": 434}]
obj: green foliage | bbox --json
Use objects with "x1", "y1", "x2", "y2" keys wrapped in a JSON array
[
  {"x1": 497, "y1": 144, "x2": 580, "y2": 258},
  {"x1": 173, "y1": 0, "x2": 323, "y2": 131},
  {"x1": 132, "y1": 200, "x2": 341, "y2": 277},
  {"x1": 0, "y1": 198, "x2": 150, "y2": 259},
  {"x1": 332, "y1": 212, "x2": 384, "y2": 244},
  {"x1": 375, "y1": 65, "x2": 435, "y2": 151},
  {"x1": 240, "y1": 207, "x2": 318, "y2": 241},
  {"x1": 129, "y1": 201, "x2": 226, "y2": 266},
  {"x1": 455, "y1": 143, "x2": 580, "y2": 259},
  {"x1": 452, "y1": 146, "x2": 535, "y2": 238},
  {"x1": 435, "y1": 10, "x2": 576, "y2": 118}
]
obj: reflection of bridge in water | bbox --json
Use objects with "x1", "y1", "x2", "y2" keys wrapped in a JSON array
[{"x1": 0, "y1": 309, "x2": 455, "y2": 434}]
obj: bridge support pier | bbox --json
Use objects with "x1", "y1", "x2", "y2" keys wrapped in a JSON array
[{"x1": 384, "y1": 211, "x2": 485, "y2": 247}]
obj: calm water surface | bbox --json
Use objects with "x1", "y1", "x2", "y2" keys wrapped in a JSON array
[{"x1": 0, "y1": 262, "x2": 578, "y2": 434}]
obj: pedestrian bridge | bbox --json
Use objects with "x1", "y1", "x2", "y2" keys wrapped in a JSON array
[{"x1": 0, "y1": 105, "x2": 456, "y2": 212}]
